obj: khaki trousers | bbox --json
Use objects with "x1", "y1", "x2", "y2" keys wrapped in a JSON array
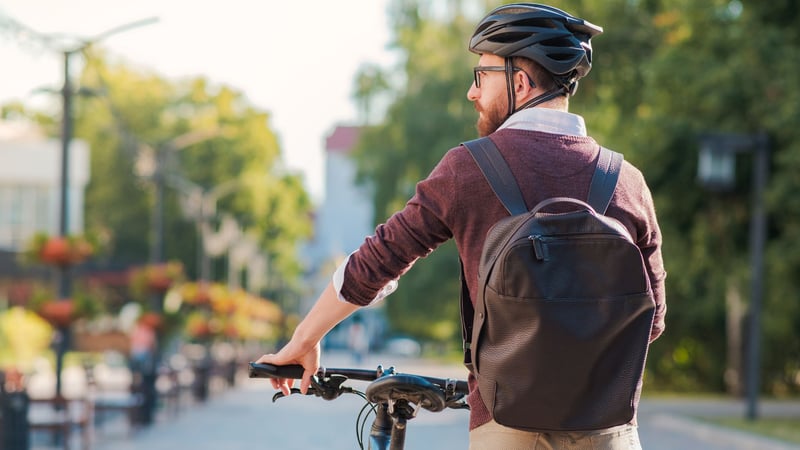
[{"x1": 469, "y1": 420, "x2": 642, "y2": 450}]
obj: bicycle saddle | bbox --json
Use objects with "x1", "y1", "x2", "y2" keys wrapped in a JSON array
[{"x1": 365, "y1": 374, "x2": 446, "y2": 412}]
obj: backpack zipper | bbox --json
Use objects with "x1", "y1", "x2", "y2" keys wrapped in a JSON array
[{"x1": 528, "y1": 233, "x2": 630, "y2": 261}]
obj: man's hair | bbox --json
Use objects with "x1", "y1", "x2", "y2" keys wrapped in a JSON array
[
  {"x1": 513, "y1": 56, "x2": 569, "y2": 107},
  {"x1": 513, "y1": 57, "x2": 557, "y2": 92}
]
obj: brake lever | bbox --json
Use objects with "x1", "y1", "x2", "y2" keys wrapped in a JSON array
[
  {"x1": 271, "y1": 387, "x2": 313, "y2": 402},
  {"x1": 270, "y1": 374, "x2": 353, "y2": 402}
]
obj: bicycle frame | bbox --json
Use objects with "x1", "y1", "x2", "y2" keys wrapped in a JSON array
[{"x1": 369, "y1": 402, "x2": 397, "y2": 450}]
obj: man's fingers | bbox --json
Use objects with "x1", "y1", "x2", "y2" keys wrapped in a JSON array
[
  {"x1": 269, "y1": 377, "x2": 292, "y2": 396},
  {"x1": 280, "y1": 379, "x2": 292, "y2": 396},
  {"x1": 255, "y1": 354, "x2": 275, "y2": 364},
  {"x1": 300, "y1": 368, "x2": 316, "y2": 395},
  {"x1": 254, "y1": 350, "x2": 316, "y2": 396}
]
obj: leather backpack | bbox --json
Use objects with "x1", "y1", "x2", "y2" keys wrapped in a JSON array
[{"x1": 460, "y1": 137, "x2": 656, "y2": 432}]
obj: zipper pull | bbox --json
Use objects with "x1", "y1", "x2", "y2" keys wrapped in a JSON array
[{"x1": 529, "y1": 235, "x2": 548, "y2": 261}]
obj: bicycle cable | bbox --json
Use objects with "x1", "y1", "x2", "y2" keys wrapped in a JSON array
[{"x1": 355, "y1": 394, "x2": 376, "y2": 450}]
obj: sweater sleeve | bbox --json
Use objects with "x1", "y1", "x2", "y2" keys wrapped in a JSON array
[
  {"x1": 338, "y1": 152, "x2": 457, "y2": 306},
  {"x1": 608, "y1": 162, "x2": 667, "y2": 342},
  {"x1": 632, "y1": 172, "x2": 667, "y2": 342}
]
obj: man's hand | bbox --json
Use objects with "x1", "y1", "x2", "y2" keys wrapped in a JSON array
[
  {"x1": 255, "y1": 281, "x2": 359, "y2": 396},
  {"x1": 256, "y1": 340, "x2": 321, "y2": 396}
]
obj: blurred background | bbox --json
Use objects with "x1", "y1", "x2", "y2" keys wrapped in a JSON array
[{"x1": 0, "y1": 0, "x2": 798, "y2": 447}]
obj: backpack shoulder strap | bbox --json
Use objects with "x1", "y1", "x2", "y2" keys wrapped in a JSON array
[
  {"x1": 587, "y1": 147, "x2": 623, "y2": 214},
  {"x1": 460, "y1": 137, "x2": 526, "y2": 372},
  {"x1": 459, "y1": 260, "x2": 474, "y2": 373},
  {"x1": 462, "y1": 137, "x2": 528, "y2": 215}
]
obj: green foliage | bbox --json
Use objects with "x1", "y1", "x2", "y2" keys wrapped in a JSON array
[
  {"x1": 350, "y1": 2, "x2": 478, "y2": 346},
  {"x1": 385, "y1": 240, "x2": 461, "y2": 342},
  {"x1": 349, "y1": 0, "x2": 800, "y2": 394},
  {"x1": 75, "y1": 49, "x2": 312, "y2": 292},
  {"x1": 3, "y1": 48, "x2": 313, "y2": 305}
]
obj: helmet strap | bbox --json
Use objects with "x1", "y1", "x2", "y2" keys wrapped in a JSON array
[
  {"x1": 504, "y1": 58, "x2": 516, "y2": 118},
  {"x1": 505, "y1": 61, "x2": 571, "y2": 115},
  {"x1": 517, "y1": 86, "x2": 568, "y2": 111}
]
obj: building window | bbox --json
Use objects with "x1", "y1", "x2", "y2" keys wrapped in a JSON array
[{"x1": 0, "y1": 184, "x2": 55, "y2": 250}]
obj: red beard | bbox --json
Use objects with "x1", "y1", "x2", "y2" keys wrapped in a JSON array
[{"x1": 475, "y1": 99, "x2": 508, "y2": 137}]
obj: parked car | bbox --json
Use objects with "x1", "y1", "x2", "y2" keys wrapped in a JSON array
[{"x1": 383, "y1": 336, "x2": 421, "y2": 357}]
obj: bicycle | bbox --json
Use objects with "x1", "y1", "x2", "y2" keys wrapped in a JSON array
[{"x1": 248, "y1": 362, "x2": 470, "y2": 450}]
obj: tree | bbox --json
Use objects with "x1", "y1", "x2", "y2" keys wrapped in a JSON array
[
  {"x1": 350, "y1": 1, "x2": 477, "y2": 348},
  {"x1": 348, "y1": 0, "x2": 800, "y2": 393},
  {"x1": 73, "y1": 50, "x2": 312, "y2": 296}
]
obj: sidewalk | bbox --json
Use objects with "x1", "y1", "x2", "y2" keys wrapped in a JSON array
[
  {"x1": 638, "y1": 397, "x2": 800, "y2": 450},
  {"x1": 27, "y1": 351, "x2": 800, "y2": 450}
]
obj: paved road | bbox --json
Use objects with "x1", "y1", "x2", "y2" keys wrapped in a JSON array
[
  {"x1": 32, "y1": 351, "x2": 800, "y2": 450},
  {"x1": 638, "y1": 399, "x2": 799, "y2": 450}
]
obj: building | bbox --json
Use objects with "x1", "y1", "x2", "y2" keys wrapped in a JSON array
[
  {"x1": 301, "y1": 124, "x2": 386, "y2": 350},
  {"x1": 312, "y1": 125, "x2": 374, "y2": 261},
  {"x1": 0, "y1": 120, "x2": 90, "y2": 280},
  {"x1": 0, "y1": 121, "x2": 90, "y2": 249},
  {"x1": 301, "y1": 125, "x2": 374, "y2": 298}
]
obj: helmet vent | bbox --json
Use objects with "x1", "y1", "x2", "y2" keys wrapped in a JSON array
[
  {"x1": 549, "y1": 52, "x2": 578, "y2": 62},
  {"x1": 541, "y1": 37, "x2": 578, "y2": 49},
  {"x1": 491, "y1": 31, "x2": 531, "y2": 44},
  {"x1": 518, "y1": 17, "x2": 560, "y2": 29}
]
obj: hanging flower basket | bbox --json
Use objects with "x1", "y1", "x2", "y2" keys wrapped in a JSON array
[
  {"x1": 23, "y1": 232, "x2": 97, "y2": 267},
  {"x1": 36, "y1": 299, "x2": 78, "y2": 327},
  {"x1": 130, "y1": 261, "x2": 185, "y2": 295},
  {"x1": 29, "y1": 286, "x2": 104, "y2": 328}
]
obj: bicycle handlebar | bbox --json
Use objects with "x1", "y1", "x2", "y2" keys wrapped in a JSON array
[
  {"x1": 249, "y1": 361, "x2": 469, "y2": 449},
  {"x1": 248, "y1": 362, "x2": 469, "y2": 394},
  {"x1": 248, "y1": 362, "x2": 306, "y2": 379}
]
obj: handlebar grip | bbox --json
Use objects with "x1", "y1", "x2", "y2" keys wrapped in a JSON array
[{"x1": 248, "y1": 362, "x2": 306, "y2": 379}]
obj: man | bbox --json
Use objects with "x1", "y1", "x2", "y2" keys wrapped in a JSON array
[{"x1": 258, "y1": 3, "x2": 666, "y2": 449}]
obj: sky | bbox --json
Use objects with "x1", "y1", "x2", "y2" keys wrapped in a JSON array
[{"x1": 0, "y1": 0, "x2": 396, "y2": 203}]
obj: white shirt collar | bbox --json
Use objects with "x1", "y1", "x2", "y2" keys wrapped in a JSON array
[{"x1": 498, "y1": 108, "x2": 587, "y2": 137}]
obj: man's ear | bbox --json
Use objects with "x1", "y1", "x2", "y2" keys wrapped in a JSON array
[
  {"x1": 514, "y1": 70, "x2": 538, "y2": 107},
  {"x1": 514, "y1": 70, "x2": 535, "y2": 96}
]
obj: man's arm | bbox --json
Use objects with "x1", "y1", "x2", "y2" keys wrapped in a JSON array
[{"x1": 256, "y1": 281, "x2": 360, "y2": 395}]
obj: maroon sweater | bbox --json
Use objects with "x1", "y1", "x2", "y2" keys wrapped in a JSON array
[{"x1": 340, "y1": 128, "x2": 667, "y2": 430}]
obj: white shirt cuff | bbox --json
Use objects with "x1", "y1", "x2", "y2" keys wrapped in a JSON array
[{"x1": 332, "y1": 251, "x2": 398, "y2": 305}]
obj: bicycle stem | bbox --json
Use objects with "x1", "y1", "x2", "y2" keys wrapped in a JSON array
[{"x1": 369, "y1": 403, "x2": 392, "y2": 450}]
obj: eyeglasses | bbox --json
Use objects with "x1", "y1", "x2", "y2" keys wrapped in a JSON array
[{"x1": 473, "y1": 65, "x2": 521, "y2": 88}]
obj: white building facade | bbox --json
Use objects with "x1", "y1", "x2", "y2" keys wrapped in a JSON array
[
  {"x1": 312, "y1": 125, "x2": 374, "y2": 262},
  {"x1": 0, "y1": 121, "x2": 90, "y2": 251},
  {"x1": 300, "y1": 125, "x2": 387, "y2": 348}
]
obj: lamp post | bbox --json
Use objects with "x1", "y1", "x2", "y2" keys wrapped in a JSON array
[
  {"x1": 167, "y1": 175, "x2": 248, "y2": 282},
  {"x1": 2, "y1": 15, "x2": 158, "y2": 399},
  {"x1": 697, "y1": 132, "x2": 770, "y2": 420},
  {"x1": 132, "y1": 128, "x2": 226, "y2": 424},
  {"x1": 137, "y1": 128, "x2": 228, "y2": 266}
]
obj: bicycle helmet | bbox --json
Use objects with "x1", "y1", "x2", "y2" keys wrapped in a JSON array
[{"x1": 469, "y1": 3, "x2": 603, "y2": 113}]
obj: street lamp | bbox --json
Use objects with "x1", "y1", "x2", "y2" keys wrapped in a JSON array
[
  {"x1": 133, "y1": 129, "x2": 227, "y2": 424},
  {"x1": 135, "y1": 127, "x2": 228, "y2": 266},
  {"x1": 55, "y1": 18, "x2": 158, "y2": 402},
  {"x1": 166, "y1": 175, "x2": 243, "y2": 280},
  {"x1": 1, "y1": 14, "x2": 157, "y2": 399},
  {"x1": 697, "y1": 132, "x2": 770, "y2": 420}
]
